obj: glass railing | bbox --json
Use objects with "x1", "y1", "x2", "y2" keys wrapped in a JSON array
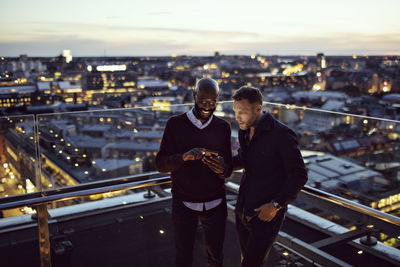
[
  {"x1": 1, "y1": 102, "x2": 400, "y2": 266},
  {"x1": 1, "y1": 102, "x2": 400, "y2": 217},
  {"x1": 263, "y1": 102, "x2": 400, "y2": 215}
]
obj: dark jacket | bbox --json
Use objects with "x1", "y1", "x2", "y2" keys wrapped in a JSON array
[
  {"x1": 155, "y1": 113, "x2": 233, "y2": 202},
  {"x1": 233, "y1": 112, "x2": 308, "y2": 217}
]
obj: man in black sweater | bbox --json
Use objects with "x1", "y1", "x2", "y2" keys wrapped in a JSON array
[
  {"x1": 156, "y1": 78, "x2": 233, "y2": 267},
  {"x1": 232, "y1": 86, "x2": 308, "y2": 267}
]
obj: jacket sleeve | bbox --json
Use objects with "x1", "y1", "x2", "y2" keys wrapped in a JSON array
[
  {"x1": 274, "y1": 128, "x2": 308, "y2": 207},
  {"x1": 219, "y1": 124, "x2": 233, "y2": 179},
  {"x1": 232, "y1": 148, "x2": 244, "y2": 170},
  {"x1": 155, "y1": 118, "x2": 184, "y2": 173}
]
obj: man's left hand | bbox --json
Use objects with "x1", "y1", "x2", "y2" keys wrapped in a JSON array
[
  {"x1": 254, "y1": 202, "x2": 279, "y2": 222},
  {"x1": 202, "y1": 155, "x2": 225, "y2": 175}
]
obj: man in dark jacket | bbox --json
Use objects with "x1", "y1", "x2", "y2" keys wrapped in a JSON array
[
  {"x1": 155, "y1": 78, "x2": 233, "y2": 267},
  {"x1": 232, "y1": 86, "x2": 308, "y2": 267}
]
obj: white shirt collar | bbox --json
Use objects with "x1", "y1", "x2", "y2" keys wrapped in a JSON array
[{"x1": 186, "y1": 107, "x2": 213, "y2": 129}]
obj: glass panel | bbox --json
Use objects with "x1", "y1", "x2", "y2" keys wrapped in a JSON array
[
  {"x1": 34, "y1": 104, "x2": 193, "y2": 207},
  {"x1": 0, "y1": 114, "x2": 37, "y2": 217},
  {"x1": 1, "y1": 102, "x2": 399, "y2": 220},
  {"x1": 262, "y1": 103, "x2": 400, "y2": 217}
]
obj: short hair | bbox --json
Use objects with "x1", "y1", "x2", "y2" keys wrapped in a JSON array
[
  {"x1": 232, "y1": 86, "x2": 263, "y2": 105},
  {"x1": 195, "y1": 77, "x2": 219, "y2": 94}
]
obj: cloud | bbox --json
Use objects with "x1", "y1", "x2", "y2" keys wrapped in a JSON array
[
  {"x1": 0, "y1": 27, "x2": 399, "y2": 57},
  {"x1": 220, "y1": 32, "x2": 400, "y2": 55},
  {"x1": 0, "y1": 37, "x2": 188, "y2": 57}
]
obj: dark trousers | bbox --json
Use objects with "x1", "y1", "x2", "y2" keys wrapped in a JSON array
[
  {"x1": 235, "y1": 210, "x2": 285, "y2": 267},
  {"x1": 172, "y1": 198, "x2": 227, "y2": 267}
]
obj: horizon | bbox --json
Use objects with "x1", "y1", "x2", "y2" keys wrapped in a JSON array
[{"x1": 3, "y1": 53, "x2": 400, "y2": 59}]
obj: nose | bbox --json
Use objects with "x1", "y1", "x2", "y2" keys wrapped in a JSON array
[{"x1": 235, "y1": 113, "x2": 240, "y2": 121}]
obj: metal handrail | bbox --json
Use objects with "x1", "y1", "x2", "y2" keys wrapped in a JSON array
[
  {"x1": 1, "y1": 171, "x2": 399, "y2": 267},
  {"x1": 301, "y1": 185, "x2": 400, "y2": 227},
  {"x1": 0, "y1": 172, "x2": 169, "y2": 211},
  {"x1": 1, "y1": 172, "x2": 399, "y2": 229}
]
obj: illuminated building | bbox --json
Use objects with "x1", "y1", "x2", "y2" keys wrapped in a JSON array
[
  {"x1": 54, "y1": 80, "x2": 84, "y2": 104},
  {"x1": 316, "y1": 53, "x2": 326, "y2": 70},
  {"x1": 82, "y1": 64, "x2": 138, "y2": 105},
  {"x1": 2, "y1": 121, "x2": 38, "y2": 191},
  {"x1": 62, "y1": 50, "x2": 73, "y2": 64}
]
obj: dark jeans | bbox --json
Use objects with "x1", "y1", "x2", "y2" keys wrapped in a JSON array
[
  {"x1": 172, "y1": 198, "x2": 227, "y2": 267},
  {"x1": 235, "y1": 210, "x2": 285, "y2": 267}
]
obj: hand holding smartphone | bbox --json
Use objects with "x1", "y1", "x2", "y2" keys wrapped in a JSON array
[
  {"x1": 202, "y1": 149, "x2": 219, "y2": 158},
  {"x1": 202, "y1": 149, "x2": 225, "y2": 175}
]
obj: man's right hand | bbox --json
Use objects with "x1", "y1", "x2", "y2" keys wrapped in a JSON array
[{"x1": 182, "y1": 148, "x2": 206, "y2": 161}]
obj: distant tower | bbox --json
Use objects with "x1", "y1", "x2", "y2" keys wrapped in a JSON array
[
  {"x1": 62, "y1": 49, "x2": 73, "y2": 63},
  {"x1": 316, "y1": 53, "x2": 326, "y2": 70}
]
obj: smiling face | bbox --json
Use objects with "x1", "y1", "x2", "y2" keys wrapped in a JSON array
[
  {"x1": 193, "y1": 78, "x2": 219, "y2": 123},
  {"x1": 233, "y1": 99, "x2": 262, "y2": 130},
  {"x1": 193, "y1": 90, "x2": 218, "y2": 122}
]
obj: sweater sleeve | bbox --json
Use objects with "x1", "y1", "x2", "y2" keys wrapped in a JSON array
[
  {"x1": 155, "y1": 118, "x2": 184, "y2": 173},
  {"x1": 274, "y1": 128, "x2": 308, "y2": 207}
]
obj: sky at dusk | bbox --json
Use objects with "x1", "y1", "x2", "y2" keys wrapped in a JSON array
[{"x1": 1, "y1": 0, "x2": 399, "y2": 57}]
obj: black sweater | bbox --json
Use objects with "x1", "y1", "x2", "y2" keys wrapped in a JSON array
[{"x1": 155, "y1": 113, "x2": 233, "y2": 202}]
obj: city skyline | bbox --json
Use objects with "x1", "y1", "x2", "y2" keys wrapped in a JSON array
[{"x1": 1, "y1": 0, "x2": 400, "y2": 57}]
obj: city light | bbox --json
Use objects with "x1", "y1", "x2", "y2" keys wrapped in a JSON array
[
  {"x1": 96, "y1": 65, "x2": 127, "y2": 72},
  {"x1": 357, "y1": 250, "x2": 363, "y2": 255},
  {"x1": 312, "y1": 84, "x2": 321, "y2": 91},
  {"x1": 62, "y1": 50, "x2": 72, "y2": 63},
  {"x1": 25, "y1": 179, "x2": 35, "y2": 193},
  {"x1": 159, "y1": 229, "x2": 165, "y2": 235}
]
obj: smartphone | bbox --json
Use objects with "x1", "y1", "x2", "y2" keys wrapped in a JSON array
[{"x1": 203, "y1": 150, "x2": 219, "y2": 157}]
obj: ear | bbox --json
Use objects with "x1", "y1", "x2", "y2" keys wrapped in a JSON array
[{"x1": 256, "y1": 104, "x2": 262, "y2": 113}]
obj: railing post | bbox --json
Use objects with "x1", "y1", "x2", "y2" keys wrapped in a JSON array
[{"x1": 36, "y1": 204, "x2": 52, "y2": 267}]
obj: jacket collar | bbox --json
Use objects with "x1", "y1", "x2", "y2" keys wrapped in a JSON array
[
  {"x1": 239, "y1": 112, "x2": 275, "y2": 139},
  {"x1": 254, "y1": 112, "x2": 275, "y2": 133}
]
